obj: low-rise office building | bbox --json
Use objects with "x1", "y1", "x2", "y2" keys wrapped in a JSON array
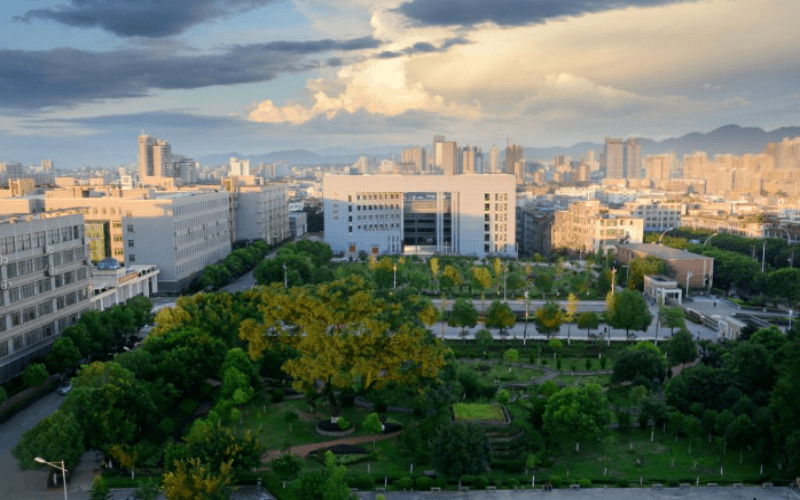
[
  {"x1": 616, "y1": 243, "x2": 714, "y2": 291},
  {"x1": 551, "y1": 200, "x2": 644, "y2": 254}
]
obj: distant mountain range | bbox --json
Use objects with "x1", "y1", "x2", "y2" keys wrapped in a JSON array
[{"x1": 197, "y1": 125, "x2": 800, "y2": 166}]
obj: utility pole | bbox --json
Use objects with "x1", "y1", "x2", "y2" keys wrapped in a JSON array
[
  {"x1": 762, "y1": 240, "x2": 766, "y2": 273},
  {"x1": 611, "y1": 267, "x2": 617, "y2": 298}
]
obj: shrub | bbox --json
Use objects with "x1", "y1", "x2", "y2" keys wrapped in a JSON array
[
  {"x1": 177, "y1": 398, "x2": 200, "y2": 415},
  {"x1": 556, "y1": 358, "x2": 562, "y2": 370},
  {"x1": 616, "y1": 478, "x2": 629, "y2": 488},
  {"x1": 472, "y1": 476, "x2": 488, "y2": 490},
  {"x1": 667, "y1": 478, "x2": 679, "y2": 487},
  {"x1": 337, "y1": 417, "x2": 350, "y2": 430},
  {"x1": 579, "y1": 479, "x2": 591, "y2": 488},
  {"x1": 394, "y1": 477, "x2": 413, "y2": 490},
  {"x1": 549, "y1": 476, "x2": 563, "y2": 488},
  {"x1": 156, "y1": 417, "x2": 176, "y2": 435},
  {"x1": 357, "y1": 474, "x2": 374, "y2": 490},
  {"x1": 415, "y1": 477, "x2": 433, "y2": 490},
  {"x1": 507, "y1": 478, "x2": 519, "y2": 489},
  {"x1": 271, "y1": 389, "x2": 285, "y2": 403}
]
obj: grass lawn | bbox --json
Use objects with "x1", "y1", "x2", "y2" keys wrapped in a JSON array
[
  {"x1": 541, "y1": 428, "x2": 779, "y2": 485},
  {"x1": 452, "y1": 403, "x2": 505, "y2": 422},
  {"x1": 551, "y1": 374, "x2": 611, "y2": 387},
  {"x1": 229, "y1": 395, "x2": 416, "y2": 451},
  {"x1": 461, "y1": 363, "x2": 544, "y2": 383}
]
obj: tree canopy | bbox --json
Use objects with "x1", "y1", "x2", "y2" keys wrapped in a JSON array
[
  {"x1": 605, "y1": 289, "x2": 652, "y2": 340},
  {"x1": 543, "y1": 384, "x2": 611, "y2": 445}
]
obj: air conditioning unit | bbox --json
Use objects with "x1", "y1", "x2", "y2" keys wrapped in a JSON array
[
  {"x1": 47, "y1": 246, "x2": 55, "y2": 253},
  {"x1": 1, "y1": 281, "x2": 9, "y2": 290},
  {"x1": 47, "y1": 268, "x2": 57, "y2": 276}
]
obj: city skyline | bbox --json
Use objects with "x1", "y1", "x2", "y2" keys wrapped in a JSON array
[{"x1": 2, "y1": 0, "x2": 800, "y2": 168}]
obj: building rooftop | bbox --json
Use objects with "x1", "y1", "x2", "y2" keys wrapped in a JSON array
[{"x1": 617, "y1": 243, "x2": 711, "y2": 261}]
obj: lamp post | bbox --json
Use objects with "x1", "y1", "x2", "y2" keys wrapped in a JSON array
[
  {"x1": 685, "y1": 271, "x2": 694, "y2": 299},
  {"x1": 393, "y1": 264, "x2": 397, "y2": 290},
  {"x1": 658, "y1": 227, "x2": 674, "y2": 244},
  {"x1": 524, "y1": 290, "x2": 529, "y2": 346},
  {"x1": 35, "y1": 457, "x2": 67, "y2": 500},
  {"x1": 789, "y1": 309, "x2": 794, "y2": 334},
  {"x1": 703, "y1": 232, "x2": 720, "y2": 246},
  {"x1": 283, "y1": 262, "x2": 288, "y2": 288},
  {"x1": 503, "y1": 266, "x2": 507, "y2": 301}
]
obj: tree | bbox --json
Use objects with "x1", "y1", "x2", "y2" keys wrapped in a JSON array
[
  {"x1": 660, "y1": 307, "x2": 685, "y2": 336},
  {"x1": 362, "y1": 413, "x2": 383, "y2": 434},
  {"x1": 179, "y1": 419, "x2": 261, "y2": 479},
  {"x1": 220, "y1": 347, "x2": 258, "y2": 387},
  {"x1": 543, "y1": 384, "x2": 611, "y2": 451},
  {"x1": 220, "y1": 367, "x2": 254, "y2": 402},
  {"x1": 448, "y1": 298, "x2": 479, "y2": 342},
  {"x1": 472, "y1": 267, "x2": 493, "y2": 311},
  {"x1": 110, "y1": 444, "x2": 139, "y2": 480},
  {"x1": 293, "y1": 451, "x2": 353, "y2": 500},
  {"x1": 533, "y1": 273, "x2": 553, "y2": 296},
  {"x1": 270, "y1": 453, "x2": 304, "y2": 484},
  {"x1": 564, "y1": 293, "x2": 579, "y2": 344},
  {"x1": 144, "y1": 327, "x2": 228, "y2": 393},
  {"x1": 23, "y1": 363, "x2": 48, "y2": 388},
  {"x1": 627, "y1": 256, "x2": 668, "y2": 291},
  {"x1": 605, "y1": 290, "x2": 652, "y2": 342},
  {"x1": 440, "y1": 265, "x2": 462, "y2": 291},
  {"x1": 493, "y1": 258, "x2": 504, "y2": 293},
  {"x1": 90, "y1": 476, "x2": 111, "y2": 500},
  {"x1": 12, "y1": 409, "x2": 85, "y2": 470},
  {"x1": 577, "y1": 311, "x2": 600, "y2": 341},
  {"x1": 432, "y1": 424, "x2": 489, "y2": 483},
  {"x1": 503, "y1": 348, "x2": 519, "y2": 364},
  {"x1": 239, "y1": 277, "x2": 448, "y2": 418},
  {"x1": 484, "y1": 300, "x2": 516, "y2": 342},
  {"x1": 534, "y1": 301, "x2": 564, "y2": 339},
  {"x1": 430, "y1": 257, "x2": 439, "y2": 289},
  {"x1": 46, "y1": 337, "x2": 82, "y2": 375},
  {"x1": 611, "y1": 345, "x2": 666, "y2": 385},
  {"x1": 667, "y1": 328, "x2": 697, "y2": 368},
  {"x1": 765, "y1": 267, "x2": 800, "y2": 301},
  {"x1": 683, "y1": 414, "x2": 702, "y2": 454},
  {"x1": 163, "y1": 458, "x2": 233, "y2": 500}
]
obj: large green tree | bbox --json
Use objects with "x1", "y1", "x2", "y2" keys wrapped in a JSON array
[
  {"x1": 627, "y1": 256, "x2": 669, "y2": 291},
  {"x1": 534, "y1": 301, "x2": 564, "y2": 339},
  {"x1": 448, "y1": 298, "x2": 478, "y2": 342},
  {"x1": 239, "y1": 277, "x2": 448, "y2": 417},
  {"x1": 667, "y1": 328, "x2": 697, "y2": 368},
  {"x1": 432, "y1": 424, "x2": 490, "y2": 483},
  {"x1": 577, "y1": 311, "x2": 600, "y2": 341},
  {"x1": 484, "y1": 300, "x2": 516, "y2": 342},
  {"x1": 605, "y1": 290, "x2": 652, "y2": 341},
  {"x1": 46, "y1": 337, "x2": 82, "y2": 375},
  {"x1": 543, "y1": 384, "x2": 611, "y2": 451},
  {"x1": 660, "y1": 307, "x2": 685, "y2": 336},
  {"x1": 612, "y1": 343, "x2": 667, "y2": 385},
  {"x1": 12, "y1": 410, "x2": 85, "y2": 470}
]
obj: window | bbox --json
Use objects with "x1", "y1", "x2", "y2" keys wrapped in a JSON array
[
  {"x1": 127, "y1": 225, "x2": 134, "y2": 232},
  {"x1": 127, "y1": 240, "x2": 135, "y2": 248},
  {"x1": 129, "y1": 254, "x2": 136, "y2": 262}
]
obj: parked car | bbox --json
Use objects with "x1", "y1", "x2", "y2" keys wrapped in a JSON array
[{"x1": 57, "y1": 380, "x2": 72, "y2": 395}]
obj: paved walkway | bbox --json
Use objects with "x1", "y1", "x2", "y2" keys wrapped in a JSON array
[
  {"x1": 355, "y1": 486, "x2": 793, "y2": 500},
  {"x1": 261, "y1": 430, "x2": 403, "y2": 461}
]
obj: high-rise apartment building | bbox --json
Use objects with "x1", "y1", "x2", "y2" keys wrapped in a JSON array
[
  {"x1": 440, "y1": 141, "x2": 459, "y2": 175},
  {"x1": 0, "y1": 162, "x2": 25, "y2": 180},
  {"x1": 461, "y1": 146, "x2": 483, "y2": 174},
  {"x1": 323, "y1": 174, "x2": 516, "y2": 258},
  {"x1": 402, "y1": 146, "x2": 427, "y2": 171},
  {"x1": 505, "y1": 143, "x2": 523, "y2": 175},
  {"x1": 624, "y1": 138, "x2": 641, "y2": 180},
  {"x1": 230, "y1": 157, "x2": 250, "y2": 177},
  {"x1": 644, "y1": 153, "x2": 675, "y2": 181},
  {"x1": 433, "y1": 135, "x2": 446, "y2": 171},
  {"x1": 604, "y1": 137, "x2": 624, "y2": 179},
  {"x1": 138, "y1": 134, "x2": 197, "y2": 186},
  {"x1": 224, "y1": 181, "x2": 289, "y2": 245},
  {"x1": 0, "y1": 211, "x2": 92, "y2": 383},
  {"x1": 41, "y1": 160, "x2": 54, "y2": 172},
  {"x1": 489, "y1": 146, "x2": 499, "y2": 173}
]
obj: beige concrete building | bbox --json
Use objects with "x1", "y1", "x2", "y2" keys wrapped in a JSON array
[
  {"x1": 90, "y1": 259, "x2": 159, "y2": 312},
  {"x1": 615, "y1": 243, "x2": 714, "y2": 291},
  {"x1": 620, "y1": 199, "x2": 683, "y2": 232},
  {"x1": 222, "y1": 178, "x2": 289, "y2": 245},
  {"x1": 138, "y1": 134, "x2": 197, "y2": 186},
  {"x1": 551, "y1": 200, "x2": 644, "y2": 253},
  {"x1": 0, "y1": 211, "x2": 92, "y2": 383}
]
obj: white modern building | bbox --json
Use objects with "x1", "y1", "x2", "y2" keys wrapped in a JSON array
[
  {"x1": 0, "y1": 210, "x2": 92, "y2": 383},
  {"x1": 323, "y1": 174, "x2": 517, "y2": 258},
  {"x1": 90, "y1": 258, "x2": 160, "y2": 312}
]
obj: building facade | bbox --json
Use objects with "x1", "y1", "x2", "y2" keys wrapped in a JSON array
[
  {"x1": 323, "y1": 174, "x2": 517, "y2": 258},
  {"x1": 616, "y1": 243, "x2": 714, "y2": 291},
  {"x1": 0, "y1": 211, "x2": 92, "y2": 383},
  {"x1": 230, "y1": 183, "x2": 290, "y2": 245},
  {"x1": 620, "y1": 200, "x2": 683, "y2": 232},
  {"x1": 551, "y1": 200, "x2": 644, "y2": 253}
]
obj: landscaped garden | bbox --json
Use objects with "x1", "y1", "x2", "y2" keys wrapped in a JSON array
[{"x1": 452, "y1": 403, "x2": 506, "y2": 423}]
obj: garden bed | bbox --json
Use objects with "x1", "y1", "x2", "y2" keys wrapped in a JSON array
[
  {"x1": 317, "y1": 420, "x2": 356, "y2": 437},
  {"x1": 452, "y1": 403, "x2": 511, "y2": 425}
]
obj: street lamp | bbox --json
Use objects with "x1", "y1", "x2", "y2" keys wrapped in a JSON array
[
  {"x1": 503, "y1": 266, "x2": 507, "y2": 301},
  {"x1": 35, "y1": 457, "x2": 67, "y2": 500},
  {"x1": 524, "y1": 290, "x2": 529, "y2": 346},
  {"x1": 685, "y1": 271, "x2": 694, "y2": 299},
  {"x1": 789, "y1": 309, "x2": 794, "y2": 334},
  {"x1": 658, "y1": 227, "x2": 674, "y2": 244},
  {"x1": 703, "y1": 232, "x2": 720, "y2": 246},
  {"x1": 283, "y1": 262, "x2": 288, "y2": 288},
  {"x1": 393, "y1": 264, "x2": 397, "y2": 290}
]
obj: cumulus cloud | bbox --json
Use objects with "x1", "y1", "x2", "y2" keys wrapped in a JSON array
[
  {"x1": 395, "y1": 0, "x2": 700, "y2": 27},
  {"x1": 13, "y1": 0, "x2": 281, "y2": 38},
  {"x1": 248, "y1": 57, "x2": 480, "y2": 124},
  {"x1": 0, "y1": 37, "x2": 381, "y2": 109}
]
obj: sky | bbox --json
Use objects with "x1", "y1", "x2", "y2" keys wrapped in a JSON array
[{"x1": 1, "y1": 0, "x2": 800, "y2": 168}]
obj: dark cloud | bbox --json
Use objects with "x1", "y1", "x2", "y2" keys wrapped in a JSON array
[
  {"x1": 396, "y1": 0, "x2": 697, "y2": 27},
  {"x1": 376, "y1": 37, "x2": 470, "y2": 59},
  {"x1": 0, "y1": 37, "x2": 381, "y2": 109},
  {"x1": 42, "y1": 111, "x2": 249, "y2": 129},
  {"x1": 13, "y1": 0, "x2": 278, "y2": 38}
]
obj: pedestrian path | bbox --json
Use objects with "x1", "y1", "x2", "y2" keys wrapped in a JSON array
[{"x1": 261, "y1": 430, "x2": 403, "y2": 462}]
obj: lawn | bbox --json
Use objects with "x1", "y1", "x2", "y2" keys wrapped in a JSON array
[
  {"x1": 540, "y1": 428, "x2": 779, "y2": 485},
  {"x1": 551, "y1": 374, "x2": 611, "y2": 387},
  {"x1": 452, "y1": 403, "x2": 505, "y2": 422},
  {"x1": 462, "y1": 362, "x2": 544, "y2": 383}
]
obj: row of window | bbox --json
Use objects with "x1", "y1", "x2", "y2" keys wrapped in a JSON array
[
  {"x1": 173, "y1": 199, "x2": 227, "y2": 217},
  {"x1": 53, "y1": 246, "x2": 87, "y2": 266},
  {"x1": 350, "y1": 193, "x2": 400, "y2": 202},
  {"x1": 484, "y1": 193, "x2": 509, "y2": 201},
  {"x1": 0, "y1": 225, "x2": 83, "y2": 255},
  {"x1": 8, "y1": 278, "x2": 52, "y2": 303},
  {"x1": 175, "y1": 247, "x2": 230, "y2": 278},
  {"x1": 0, "y1": 323, "x2": 56, "y2": 359},
  {"x1": 5, "y1": 298, "x2": 55, "y2": 329},
  {"x1": 5, "y1": 256, "x2": 49, "y2": 279}
]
